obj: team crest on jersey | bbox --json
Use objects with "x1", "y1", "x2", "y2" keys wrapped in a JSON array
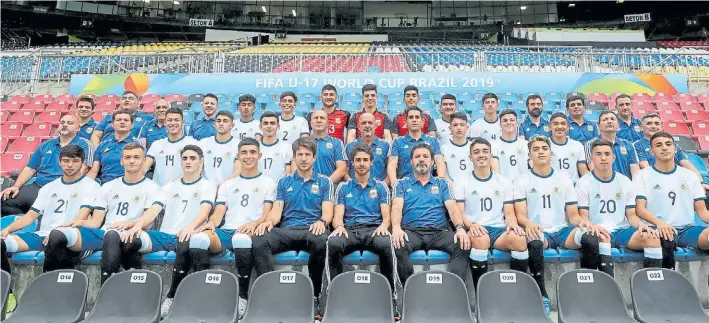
[
  {"x1": 594, "y1": 193, "x2": 601, "y2": 199},
  {"x1": 369, "y1": 189, "x2": 377, "y2": 198},
  {"x1": 570, "y1": 153, "x2": 575, "y2": 157},
  {"x1": 376, "y1": 147, "x2": 383, "y2": 155},
  {"x1": 615, "y1": 192, "x2": 621, "y2": 199},
  {"x1": 543, "y1": 126, "x2": 550, "y2": 132},
  {"x1": 112, "y1": 194, "x2": 120, "y2": 200},
  {"x1": 311, "y1": 184, "x2": 320, "y2": 194},
  {"x1": 619, "y1": 147, "x2": 628, "y2": 155},
  {"x1": 253, "y1": 187, "x2": 259, "y2": 192},
  {"x1": 431, "y1": 186, "x2": 440, "y2": 194},
  {"x1": 517, "y1": 149, "x2": 523, "y2": 154},
  {"x1": 633, "y1": 125, "x2": 640, "y2": 132},
  {"x1": 71, "y1": 193, "x2": 78, "y2": 200},
  {"x1": 193, "y1": 192, "x2": 199, "y2": 199},
  {"x1": 586, "y1": 125, "x2": 593, "y2": 132},
  {"x1": 326, "y1": 142, "x2": 333, "y2": 149},
  {"x1": 494, "y1": 190, "x2": 500, "y2": 196},
  {"x1": 553, "y1": 187, "x2": 559, "y2": 193},
  {"x1": 136, "y1": 117, "x2": 143, "y2": 122},
  {"x1": 86, "y1": 127, "x2": 94, "y2": 134},
  {"x1": 681, "y1": 184, "x2": 687, "y2": 191},
  {"x1": 335, "y1": 118, "x2": 341, "y2": 124},
  {"x1": 226, "y1": 152, "x2": 232, "y2": 157},
  {"x1": 134, "y1": 195, "x2": 141, "y2": 202},
  {"x1": 375, "y1": 120, "x2": 382, "y2": 127}
]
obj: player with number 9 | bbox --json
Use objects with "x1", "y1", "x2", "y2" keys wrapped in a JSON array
[
  {"x1": 634, "y1": 132, "x2": 709, "y2": 267},
  {"x1": 491, "y1": 109, "x2": 529, "y2": 179},
  {"x1": 200, "y1": 110, "x2": 241, "y2": 184},
  {"x1": 144, "y1": 107, "x2": 199, "y2": 186}
]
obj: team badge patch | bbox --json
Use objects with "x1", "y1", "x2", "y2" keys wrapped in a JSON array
[
  {"x1": 681, "y1": 184, "x2": 686, "y2": 191},
  {"x1": 253, "y1": 186, "x2": 259, "y2": 192},
  {"x1": 543, "y1": 126, "x2": 550, "y2": 132},
  {"x1": 311, "y1": 184, "x2": 320, "y2": 194},
  {"x1": 376, "y1": 147, "x2": 383, "y2": 155},
  {"x1": 193, "y1": 192, "x2": 199, "y2": 199},
  {"x1": 431, "y1": 186, "x2": 440, "y2": 194},
  {"x1": 86, "y1": 127, "x2": 94, "y2": 134},
  {"x1": 553, "y1": 187, "x2": 559, "y2": 193},
  {"x1": 136, "y1": 117, "x2": 143, "y2": 122},
  {"x1": 494, "y1": 190, "x2": 500, "y2": 196},
  {"x1": 369, "y1": 189, "x2": 377, "y2": 199},
  {"x1": 615, "y1": 193, "x2": 621, "y2": 199},
  {"x1": 134, "y1": 196, "x2": 141, "y2": 202},
  {"x1": 326, "y1": 142, "x2": 333, "y2": 149},
  {"x1": 71, "y1": 193, "x2": 79, "y2": 200},
  {"x1": 620, "y1": 147, "x2": 628, "y2": 155},
  {"x1": 335, "y1": 118, "x2": 341, "y2": 124},
  {"x1": 570, "y1": 153, "x2": 576, "y2": 157},
  {"x1": 633, "y1": 125, "x2": 640, "y2": 132},
  {"x1": 374, "y1": 120, "x2": 382, "y2": 127},
  {"x1": 226, "y1": 152, "x2": 231, "y2": 157},
  {"x1": 586, "y1": 125, "x2": 593, "y2": 131}
]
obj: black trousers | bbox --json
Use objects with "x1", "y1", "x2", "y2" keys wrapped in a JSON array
[
  {"x1": 395, "y1": 227, "x2": 467, "y2": 284},
  {"x1": 1, "y1": 183, "x2": 40, "y2": 216},
  {"x1": 252, "y1": 226, "x2": 330, "y2": 297},
  {"x1": 327, "y1": 224, "x2": 395, "y2": 291}
]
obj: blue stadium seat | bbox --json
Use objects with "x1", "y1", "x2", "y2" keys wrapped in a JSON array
[
  {"x1": 210, "y1": 251, "x2": 234, "y2": 265},
  {"x1": 343, "y1": 251, "x2": 363, "y2": 265},
  {"x1": 410, "y1": 250, "x2": 427, "y2": 265},
  {"x1": 296, "y1": 251, "x2": 311, "y2": 265},
  {"x1": 274, "y1": 251, "x2": 299, "y2": 265},
  {"x1": 557, "y1": 249, "x2": 580, "y2": 263},
  {"x1": 361, "y1": 251, "x2": 380, "y2": 265},
  {"x1": 426, "y1": 250, "x2": 450, "y2": 265},
  {"x1": 11, "y1": 251, "x2": 40, "y2": 265},
  {"x1": 543, "y1": 249, "x2": 559, "y2": 262},
  {"x1": 143, "y1": 251, "x2": 168, "y2": 265},
  {"x1": 0, "y1": 215, "x2": 38, "y2": 233},
  {"x1": 683, "y1": 248, "x2": 709, "y2": 261},
  {"x1": 686, "y1": 153, "x2": 709, "y2": 178},
  {"x1": 82, "y1": 251, "x2": 103, "y2": 265}
]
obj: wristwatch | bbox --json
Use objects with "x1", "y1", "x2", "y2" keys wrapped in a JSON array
[
  {"x1": 454, "y1": 223, "x2": 466, "y2": 230},
  {"x1": 317, "y1": 218, "x2": 327, "y2": 225}
]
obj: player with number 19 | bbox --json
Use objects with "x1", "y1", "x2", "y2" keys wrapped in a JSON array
[
  {"x1": 200, "y1": 110, "x2": 241, "y2": 184},
  {"x1": 491, "y1": 109, "x2": 529, "y2": 179},
  {"x1": 634, "y1": 132, "x2": 709, "y2": 266},
  {"x1": 144, "y1": 107, "x2": 199, "y2": 186},
  {"x1": 441, "y1": 112, "x2": 474, "y2": 182},
  {"x1": 549, "y1": 112, "x2": 588, "y2": 184},
  {"x1": 123, "y1": 145, "x2": 217, "y2": 317}
]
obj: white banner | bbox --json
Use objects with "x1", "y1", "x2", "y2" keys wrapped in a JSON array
[
  {"x1": 624, "y1": 13, "x2": 651, "y2": 23},
  {"x1": 189, "y1": 19, "x2": 214, "y2": 27}
]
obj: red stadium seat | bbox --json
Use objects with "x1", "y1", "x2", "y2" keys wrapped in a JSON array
[
  {"x1": 97, "y1": 94, "x2": 119, "y2": 105},
  {"x1": 697, "y1": 136, "x2": 709, "y2": 150},
  {"x1": 7, "y1": 136, "x2": 43, "y2": 153},
  {"x1": 632, "y1": 101, "x2": 653, "y2": 110},
  {"x1": 0, "y1": 111, "x2": 10, "y2": 123},
  {"x1": 22, "y1": 100, "x2": 46, "y2": 112},
  {"x1": 23, "y1": 122, "x2": 52, "y2": 137},
  {"x1": 632, "y1": 107, "x2": 654, "y2": 117},
  {"x1": 0, "y1": 137, "x2": 8, "y2": 153},
  {"x1": 658, "y1": 109, "x2": 685, "y2": 123},
  {"x1": 54, "y1": 94, "x2": 75, "y2": 104},
  {"x1": 587, "y1": 92, "x2": 608, "y2": 105},
  {"x1": 36, "y1": 111, "x2": 63, "y2": 126},
  {"x1": 92, "y1": 111, "x2": 109, "y2": 122},
  {"x1": 632, "y1": 93, "x2": 652, "y2": 102},
  {"x1": 47, "y1": 100, "x2": 71, "y2": 112},
  {"x1": 664, "y1": 121, "x2": 691, "y2": 136},
  {"x1": 674, "y1": 93, "x2": 696, "y2": 103},
  {"x1": 1, "y1": 122, "x2": 24, "y2": 138},
  {"x1": 652, "y1": 92, "x2": 672, "y2": 103},
  {"x1": 31, "y1": 94, "x2": 53, "y2": 104},
  {"x1": 96, "y1": 101, "x2": 117, "y2": 112},
  {"x1": 10, "y1": 95, "x2": 31, "y2": 105},
  {"x1": 2, "y1": 101, "x2": 23, "y2": 112},
  {"x1": 684, "y1": 109, "x2": 709, "y2": 123},
  {"x1": 678, "y1": 101, "x2": 702, "y2": 112},
  {"x1": 0, "y1": 153, "x2": 29, "y2": 176},
  {"x1": 8, "y1": 111, "x2": 35, "y2": 125},
  {"x1": 656, "y1": 101, "x2": 679, "y2": 111},
  {"x1": 140, "y1": 94, "x2": 161, "y2": 107},
  {"x1": 164, "y1": 94, "x2": 184, "y2": 103},
  {"x1": 692, "y1": 121, "x2": 709, "y2": 136}
]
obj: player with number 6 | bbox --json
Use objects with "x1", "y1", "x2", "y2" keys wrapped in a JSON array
[{"x1": 491, "y1": 109, "x2": 530, "y2": 179}]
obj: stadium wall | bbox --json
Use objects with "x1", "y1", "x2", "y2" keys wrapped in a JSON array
[{"x1": 205, "y1": 29, "x2": 389, "y2": 42}]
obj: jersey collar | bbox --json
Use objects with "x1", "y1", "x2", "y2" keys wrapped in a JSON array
[
  {"x1": 552, "y1": 137, "x2": 568, "y2": 146},
  {"x1": 500, "y1": 137, "x2": 517, "y2": 144},
  {"x1": 61, "y1": 175, "x2": 85, "y2": 185},
  {"x1": 531, "y1": 168, "x2": 554, "y2": 178},
  {"x1": 449, "y1": 139, "x2": 469, "y2": 147},
  {"x1": 215, "y1": 136, "x2": 234, "y2": 144},
  {"x1": 652, "y1": 164, "x2": 677, "y2": 175},
  {"x1": 591, "y1": 171, "x2": 615, "y2": 183},
  {"x1": 484, "y1": 115, "x2": 499, "y2": 124},
  {"x1": 472, "y1": 170, "x2": 493, "y2": 182},
  {"x1": 261, "y1": 138, "x2": 279, "y2": 147},
  {"x1": 181, "y1": 176, "x2": 203, "y2": 185},
  {"x1": 168, "y1": 135, "x2": 187, "y2": 143},
  {"x1": 122, "y1": 176, "x2": 148, "y2": 186},
  {"x1": 239, "y1": 172, "x2": 262, "y2": 179}
]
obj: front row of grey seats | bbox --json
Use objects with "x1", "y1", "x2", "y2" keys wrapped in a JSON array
[{"x1": 1, "y1": 267, "x2": 707, "y2": 323}]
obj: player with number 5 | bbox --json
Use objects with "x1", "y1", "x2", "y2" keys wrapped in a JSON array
[{"x1": 634, "y1": 132, "x2": 709, "y2": 267}]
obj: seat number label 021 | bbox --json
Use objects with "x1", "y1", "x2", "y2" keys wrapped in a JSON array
[{"x1": 576, "y1": 272, "x2": 594, "y2": 283}]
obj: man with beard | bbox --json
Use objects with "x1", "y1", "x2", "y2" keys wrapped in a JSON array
[
  {"x1": 143, "y1": 108, "x2": 200, "y2": 186},
  {"x1": 549, "y1": 112, "x2": 589, "y2": 184},
  {"x1": 310, "y1": 110, "x2": 347, "y2": 183},
  {"x1": 307, "y1": 84, "x2": 350, "y2": 141},
  {"x1": 491, "y1": 109, "x2": 530, "y2": 179},
  {"x1": 258, "y1": 111, "x2": 294, "y2": 181},
  {"x1": 346, "y1": 84, "x2": 394, "y2": 143},
  {"x1": 200, "y1": 111, "x2": 241, "y2": 184},
  {"x1": 519, "y1": 94, "x2": 550, "y2": 140},
  {"x1": 278, "y1": 91, "x2": 310, "y2": 144},
  {"x1": 469, "y1": 93, "x2": 501, "y2": 142},
  {"x1": 441, "y1": 112, "x2": 474, "y2": 182},
  {"x1": 584, "y1": 111, "x2": 640, "y2": 179},
  {"x1": 75, "y1": 96, "x2": 97, "y2": 140},
  {"x1": 388, "y1": 106, "x2": 445, "y2": 183},
  {"x1": 91, "y1": 91, "x2": 152, "y2": 146},
  {"x1": 189, "y1": 94, "x2": 219, "y2": 140},
  {"x1": 252, "y1": 137, "x2": 333, "y2": 319},
  {"x1": 566, "y1": 95, "x2": 599, "y2": 144},
  {"x1": 433, "y1": 94, "x2": 459, "y2": 144},
  {"x1": 345, "y1": 112, "x2": 390, "y2": 183},
  {"x1": 1, "y1": 115, "x2": 93, "y2": 216},
  {"x1": 391, "y1": 85, "x2": 437, "y2": 138},
  {"x1": 232, "y1": 94, "x2": 262, "y2": 141},
  {"x1": 614, "y1": 94, "x2": 644, "y2": 143},
  {"x1": 88, "y1": 110, "x2": 143, "y2": 184},
  {"x1": 392, "y1": 143, "x2": 470, "y2": 285},
  {"x1": 138, "y1": 99, "x2": 170, "y2": 150}
]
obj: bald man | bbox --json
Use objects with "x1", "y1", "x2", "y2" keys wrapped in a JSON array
[
  {"x1": 344, "y1": 112, "x2": 390, "y2": 183},
  {"x1": 1, "y1": 114, "x2": 94, "y2": 215},
  {"x1": 138, "y1": 99, "x2": 171, "y2": 149},
  {"x1": 311, "y1": 109, "x2": 347, "y2": 183}
]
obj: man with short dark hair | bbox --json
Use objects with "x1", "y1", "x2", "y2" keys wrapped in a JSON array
[
  {"x1": 566, "y1": 95, "x2": 598, "y2": 144},
  {"x1": 584, "y1": 111, "x2": 640, "y2": 179},
  {"x1": 306, "y1": 84, "x2": 350, "y2": 141},
  {"x1": 233, "y1": 94, "x2": 262, "y2": 141},
  {"x1": 310, "y1": 110, "x2": 347, "y2": 183},
  {"x1": 189, "y1": 93, "x2": 219, "y2": 140},
  {"x1": 615, "y1": 94, "x2": 643, "y2": 143},
  {"x1": 143, "y1": 108, "x2": 199, "y2": 186},
  {"x1": 75, "y1": 96, "x2": 97, "y2": 140},
  {"x1": 346, "y1": 84, "x2": 394, "y2": 143},
  {"x1": 91, "y1": 91, "x2": 152, "y2": 146},
  {"x1": 519, "y1": 94, "x2": 550, "y2": 140},
  {"x1": 87, "y1": 110, "x2": 143, "y2": 183},
  {"x1": 388, "y1": 107, "x2": 445, "y2": 182},
  {"x1": 201, "y1": 110, "x2": 241, "y2": 184},
  {"x1": 469, "y1": 93, "x2": 501, "y2": 141},
  {"x1": 433, "y1": 93, "x2": 459, "y2": 144},
  {"x1": 278, "y1": 91, "x2": 310, "y2": 144},
  {"x1": 549, "y1": 112, "x2": 589, "y2": 184},
  {"x1": 441, "y1": 112, "x2": 473, "y2": 182},
  {"x1": 491, "y1": 109, "x2": 529, "y2": 179},
  {"x1": 259, "y1": 111, "x2": 294, "y2": 181},
  {"x1": 392, "y1": 85, "x2": 437, "y2": 138}
]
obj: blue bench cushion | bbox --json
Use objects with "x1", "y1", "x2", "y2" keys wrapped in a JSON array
[
  {"x1": 274, "y1": 251, "x2": 298, "y2": 265},
  {"x1": 410, "y1": 250, "x2": 427, "y2": 265},
  {"x1": 11, "y1": 251, "x2": 40, "y2": 265},
  {"x1": 426, "y1": 250, "x2": 450, "y2": 265},
  {"x1": 343, "y1": 251, "x2": 362, "y2": 265}
]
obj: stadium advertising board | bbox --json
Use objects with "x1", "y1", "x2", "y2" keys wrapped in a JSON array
[{"x1": 70, "y1": 72, "x2": 687, "y2": 96}]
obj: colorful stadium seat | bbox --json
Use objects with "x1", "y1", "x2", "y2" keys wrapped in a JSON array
[
  {"x1": 36, "y1": 111, "x2": 63, "y2": 126},
  {"x1": 1, "y1": 122, "x2": 24, "y2": 138},
  {"x1": 691, "y1": 120, "x2": 709, "y2": 136},
  {"x1": 630, "y1": 268, "x2": 709, "y2": 323},
  {"x1": 697, "y1": 136, "x2": 709, "y2": 150},
  {"x1": 22, "y1": 100, "x2": 46, "y2": 112},
  {"x1": 664, "y1": 121, "x2": 691, "y2": 136},
  {"x1": 46, "y1": 100, "x2": 72, "y2": 112},
  {"x1": 678, "y1": 100, "x2": 702, "y2": 111},
  {"x1": 0, "y1": 153, "x2": 29, "y2": 176},
  {"x1": 7, "y1": 136, "x2": 43, "y2": 154},
  {"x1": 97, "y1": 94, "x2": 119, "y2": 105},
  {"x1": 674, "y1": 93, "x2": 696, "y2": 103},
  {"x1": 164, "y1": 94, "x2": 184, "y2": 102},
  {"x1": 658, "y1": 109, "x2": 685, "y2": 123},
  {"x1": 0, "y1": 136, "x2": 8, "y2": 153},
  {"x1": 0, "y1": 111, "x2": 9, "y2": 123},
  {"x1": 54, "y1": 94, "x2": 75, "y2": 103},
  {"x1": 8, "y1": 110, "x2": 35, "y2": 125},
  {"x1": 23, "y1": 122, "x2": 53, "y2": 137},
  {"x1": 1, "y1": 100, "x2": 23, "y2": 112},
  {"x1": 652, "y1": 92, "x2": 673, "y2": 103},
  {"x1": 10, "y1": 94, "x2": 31, "y2": 105},
  {"x1": 684, "y1": 109, "x2": 709, "y2": 122},
  {"x1": 93, "y1": 111, "x2": 110, "y2": 122}
]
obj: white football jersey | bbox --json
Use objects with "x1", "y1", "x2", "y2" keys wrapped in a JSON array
[
  {"x1": 493, "y1": 137, "x2": 529, "y2": 180},
  {"x1": 216, "y1": 173, "x2": 278, "y2": 229},
  {"x1": 278, "y1": 115, "x2": 310, "y2": 144},
  {"x1": 94, "y1": 177, "x2": 160, "y2": 229},
  {"x1": 633, "y1": 166, "x2": 705, "y2": 227},
  {"x1": 31, "y1": 176, "x2": 100, "y2": 236},
  {"x1": 576, "y1": 172, "x2": 635, "y2": 231},
  {"x1": 513, "y1": 169, "x2": 578, "y2": 232},
  {"x1": 147, "y1": 136, "x2": 200, "y2": 186},
  {"x1": 454, "y1": 171, "x2": 514, "y2": 227},
  {"x1": 551, "y1": 137, "x2": 586, "y2": 185},
  {"x1": 200, "y1": 136, "x2": 240, "y2": 184},
  {"x1": 469, "y1": 117, "x2": 501, "y2": 142},
  {"x1": 434, "y1": 118, "x2": 452, "y2": 144},
  {"x1": 259, "y1": 139, "x2": 293, "y2": 181},
  {"x1": 231, "y1": 119, "x2": 261, "y2": 141},
  {"x1": 441, "y1": 139, "x2": 474, "y2": 182},
  {"x1": 153, "y1": 177, "x2": 217, "y2": 234}
]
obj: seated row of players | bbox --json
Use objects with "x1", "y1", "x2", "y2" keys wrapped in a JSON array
[{"x1": 2, "y1": 130, "x2": 708, "y2": 318}]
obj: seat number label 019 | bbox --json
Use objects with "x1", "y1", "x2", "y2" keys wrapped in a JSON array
[{"x1": 426, "y1": 273, "x2": 442, "y2": 284}]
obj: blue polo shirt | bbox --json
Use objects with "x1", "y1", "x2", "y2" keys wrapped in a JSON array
[
  {"x1": 313, "y1": 135, "x2": 345, "y2": 177},
  {"x1": 189, "y1": 116, "x2": 216, "y2": 140},
  {"x1": 617, "y1": 117, "x2": 643, "y2": 143},
  {"x1": 77, "y1": 118, "x2": 97, "y2": 140},
  {"x1": 633, "y1": 138, "x2": 687, "y2": 166},
  {"x1": 519, "y1": 116, "x2": 551, "y2": 140},
  {"x1": 336, "y1": 177, "x2": 390, "y2": 227},
  {"x1": 345, "y1": 137, "x2": 390, "y2": 181},
  {"x1": 276, "y1": 172, "x2": 334, "y2": 228},
  {"x1": 95, "y1": 111, "x2": 152, "y2": 142},
  {"x1": 568, "y1": 117, "x2": 599, "y2": 144},
  {"x1": 93, "y1": 135, "x2": 143, "y2": 183},
  {"x1": 27, "y1": 135, "x2": 94, "y2": 186},
  {"x1": 584, "y1": 137, "x2": 639, "y2": 179},
  {"x1": 390, "y1": 133, "x2": 441, "y2": 179},
  {"x1": 137, "y1": 119, "x2": 168, "y2": 150},
  {"x1": 394, "y1": 176, "x2": 454, "y2": 229}
]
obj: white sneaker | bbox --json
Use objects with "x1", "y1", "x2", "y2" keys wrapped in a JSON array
[
  {"x1": 237, "y1": 297, "x2": 248, "y2": 319},
  {"x1": 161, "y1": 298, "x2": 174, "y2": 318}
]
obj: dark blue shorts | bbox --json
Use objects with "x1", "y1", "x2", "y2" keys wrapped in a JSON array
[
  {"x1": 145, "y1": 230, "x2": 177, "y2": 252},
  {"x1": 77, "y1": 227, "x2": 105, "y2": 251},
  {"x1": 216, "y1": 229, "x2": 236, "y2": 250},
  {"x1": 611, "y1": 227, "x2": 637, "y2": 249},
  {"x1": 676, "y1": 225, "x2": 709, "y2": 249},
  {"x1": 483, "y1": 226, "x2": 506, "y2": 246},
  {"x1": 543, "y1": 226, "x2": 575, "y2": 249},
  {"x1": 14, "y1": 232, "x2": 44, "y2": 251}
]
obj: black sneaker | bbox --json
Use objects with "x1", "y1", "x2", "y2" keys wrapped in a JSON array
[{"x1": 313, "y1": 296, "x2": 322, "y2": 320}]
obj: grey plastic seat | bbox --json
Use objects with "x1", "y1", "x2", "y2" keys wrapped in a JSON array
[
  {"x1": 322, "y1": 270, "x2": 394, "y2": 323},
  {"x1": 241, "y1": 270, "x2": 314, "y2": 323},
  {"x1": 5, "y1": 269, "x2": 88, "y2": 323},
  {"x1": 557, "y1": 269, "x2": 637, "y2": 323},
  {"x1": 81, "y1": 269, "x2": 162, "y2": 323},
  {"x1": 631, "y1": 268, "x2": 709, "y2": 323},
  {"x1": 402, "y1": 270, "x2": 474, "y2": 323},
  {"x1": 162, "y1": 269, "x2": 238, "y2": 323},
  {"x1": 1, "y1": 270, "x2": 9, "y2": 319},
  {"x1": 477, "y1": 270, "x2": 552, "y2": 323}
]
